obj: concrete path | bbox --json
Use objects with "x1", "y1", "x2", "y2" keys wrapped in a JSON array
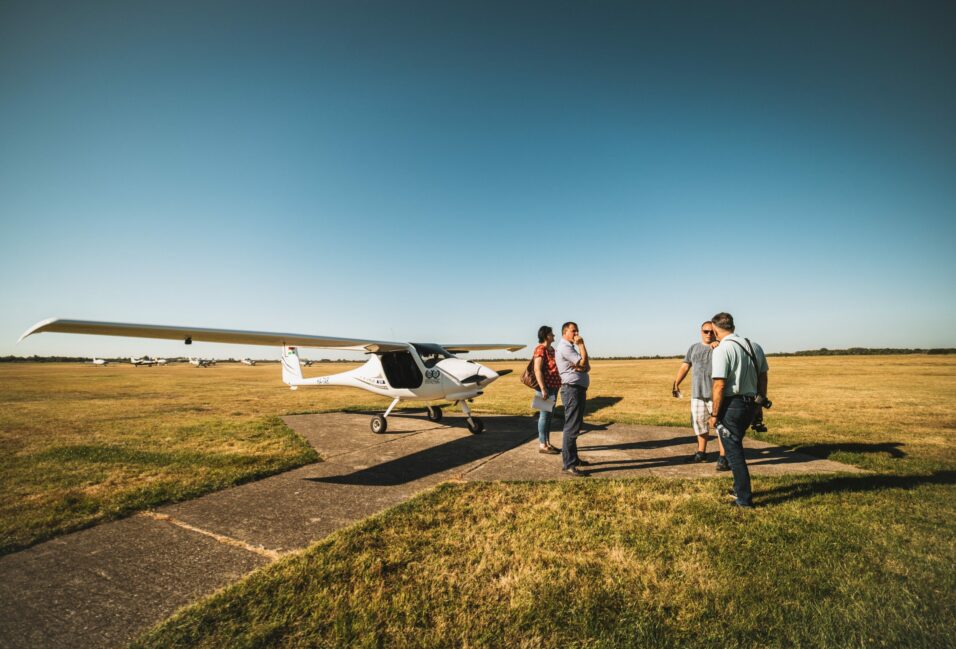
[{"x1": 0, "y1": 413, "x2": 860, "y2": 648}]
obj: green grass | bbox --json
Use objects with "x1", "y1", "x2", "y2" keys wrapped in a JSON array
[
  {"x1": 2, "y1": 357, "x2": 955, "y2": 646},
  {"x1": 133, "y1": 478, "x2": 956, "y2": 648}
]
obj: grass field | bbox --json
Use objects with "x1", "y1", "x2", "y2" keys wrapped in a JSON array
[{"x1": 3, "y1": 357, "x2": 955, "y2": 647}]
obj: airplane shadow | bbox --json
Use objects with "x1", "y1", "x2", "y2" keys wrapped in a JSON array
[
  {"x1": 307, "y1": 416, "x2": 537, "y2": 486},
  {"x1": 552, "y1": 395, "x2": 623, "y2": 419}
]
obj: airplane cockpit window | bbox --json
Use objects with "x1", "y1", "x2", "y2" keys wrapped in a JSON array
[{"x1": 412, "y1": 343, "x2": 455, "y2": 368}]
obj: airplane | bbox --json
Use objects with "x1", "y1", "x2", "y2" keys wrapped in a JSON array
[
  {"x1": 131, "y1": 356, "x2": 167, "y2": 366},
  {"x1": 189, "y1": 357, "x2": 216, "y2": 368},
  {"x1": 91, "y1": 357, "x2": 109, "y2": 366},
  {"x1": 20, "y1": 318, "x2": 524, "y2": 434},
  {"x1": 240, "y1": 358, "x2": 256, "y2": 366},
  {"x1": 301, "y1": 359, "x2": 315, "y2": 367}
]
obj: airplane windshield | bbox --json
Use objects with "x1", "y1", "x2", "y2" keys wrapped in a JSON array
[{"x1": 412, "y1": 344, "x2": 456, "y2": 368}]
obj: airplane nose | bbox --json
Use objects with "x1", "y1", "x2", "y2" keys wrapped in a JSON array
[{"x1": 477, "y1": 364, "x2": 501, "y2": 385}]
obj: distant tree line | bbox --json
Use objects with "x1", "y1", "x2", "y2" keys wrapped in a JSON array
[{"x1": 1, "y1": 348, "x2": 953, "y2": 363}]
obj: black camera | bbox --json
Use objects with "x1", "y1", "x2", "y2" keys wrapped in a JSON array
[{"x1": 755, "y1": 395, "x2": 772, "y2": 409}]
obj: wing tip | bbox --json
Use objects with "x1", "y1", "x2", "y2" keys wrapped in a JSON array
[{"x1": 18, "y1": 317, "x2": 60, "y2": 343}]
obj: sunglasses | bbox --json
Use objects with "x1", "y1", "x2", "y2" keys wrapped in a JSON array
[{"x1": 701, "y1": 329, "x2": 715, "y2": 334}]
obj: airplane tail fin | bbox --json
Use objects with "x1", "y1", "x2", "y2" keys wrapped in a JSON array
[{"x1": 282, "y1": 345, "x2": 303, "y2": 385}]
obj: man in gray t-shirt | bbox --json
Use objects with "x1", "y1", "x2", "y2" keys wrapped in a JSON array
[{"x1": 673, "y1": 320, "x2": 727, "y2": 468}]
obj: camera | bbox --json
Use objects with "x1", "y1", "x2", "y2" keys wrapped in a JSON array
[{"x1": 754, "y1": 395, "x2": 772, "y2": 409}]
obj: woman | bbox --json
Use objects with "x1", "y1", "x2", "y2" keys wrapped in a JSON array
[{"x1": 533, "y1": 325, "x2": 562, "y2": 454}]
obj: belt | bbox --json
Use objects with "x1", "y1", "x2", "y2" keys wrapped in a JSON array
[{"x1": 726, "y1": 394, "x2": 757, "y2": 402}]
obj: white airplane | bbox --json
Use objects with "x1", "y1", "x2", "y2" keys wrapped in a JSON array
[
  {"x1": 301, "y1": 359, "x2": 315, "y2": 367},
  {"x1": 91, "y1": 357, "x2": 109, "y2": 366},
  {"x1": 131, "y1": 356, "x2": 166, "y2": 366},
  {"x1": 189, "y1": 357, "x2": 216, "y2": 368},
  {"x1": 21, "y1": 318, "x2": 524, "y2": 434},
  {"x1": 240, "y1": 358, "x2": 256, "y2": 366}
]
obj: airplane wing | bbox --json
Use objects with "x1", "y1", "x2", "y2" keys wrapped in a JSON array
[
  {"x1": 441, "y1": 343, "x2": 526, "y2": 353},
  {"x1": 19, "y1": 318, "x2": 408, "y2": 353}
]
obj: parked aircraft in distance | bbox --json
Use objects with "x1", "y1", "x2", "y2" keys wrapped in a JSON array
[
  {"x1": 301, "y1": 359, "x2": 315, "y2": 367},
  {"x1": 92, "y1": 357, "x2": 109, "y2": 366},
  {"x1": 189, "y1": 357, "x2": 216, "y2": 368},
  {"x1": 240, "y1": 358, "x2": 256, "y2": 366},
  {"x1": 131, "y1": 356, "x2": 166, "y2": 366},
  {"x1": 22, "y1": 319, "x2": 523, "y2": 434}
]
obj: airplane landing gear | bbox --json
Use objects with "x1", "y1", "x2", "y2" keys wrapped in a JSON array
[
  {"x1": 426, "y1": 406, "x2": 443, "y2": 422},
  {"x1": 459, "y1": 400, "x2": 484, "y2": 434},
  {"x1": 371, "y1": 397, "x2": 401, "y2": 434}
]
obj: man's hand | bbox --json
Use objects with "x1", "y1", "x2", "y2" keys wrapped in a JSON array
[
  {"x1": 708, "y1": 415, "x2": 717, "y2": 428},
  {"x1": 573, "y1": 335, "x2": 585, "y2": 345},
  {"x1": 672, "y1": 386, "x2": 681, "y2": 398},
  {"x1": 709, "y1": 340, "x2": 720, "y2": 349}
]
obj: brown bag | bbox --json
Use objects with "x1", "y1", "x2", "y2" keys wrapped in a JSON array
[{"x1": 520, "y1": 358, "x2": 539, "y2": 390}]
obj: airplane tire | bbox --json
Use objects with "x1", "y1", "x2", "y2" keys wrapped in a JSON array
[
  {"x1": 371, "y1": 415, "x2": 387, "y2": 434},
  {"x1": 426, "y1": 406, "x2": 443, "y2": 422},
  {"x1": 466, "y1": 416, "x2": 484, "y2": 434}
]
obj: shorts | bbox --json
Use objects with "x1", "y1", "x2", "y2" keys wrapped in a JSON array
[{"x1": 691, "y1": 398, "x2": 713, "y2": 436}]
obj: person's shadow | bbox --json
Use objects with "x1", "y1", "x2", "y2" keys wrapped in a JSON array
[
  {"x1": 793, "y1": 441, "x2": 906, "y2": 459},
  {"x1": 757, "y1": 470, "x2": 956, "y2": 506}
]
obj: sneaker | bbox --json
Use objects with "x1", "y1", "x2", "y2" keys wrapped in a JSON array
[
  {"x1": 689, "y1": 451, "x2": 707, "y2": 463},
  {"x1": 576, "y1": 459, "x2": 592, "y2": 467},
  {"x1": 752, "y1": 423, "x2": 768, "y2": 433},
  {"x1": 728, "y1": 500, "x2": 755, "y2": 509},
  {"x1": 538, "y1": 447, "x2": 560, "y2": 455},
  {"x1": 716, "y1": 457, "x2": 730, "y2": 472},
  {"x1": 563, "y1": 467, "x2": 588, "y2": 477}
]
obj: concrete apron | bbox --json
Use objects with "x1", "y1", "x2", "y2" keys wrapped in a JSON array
[{"x1": 0, "y1": 412, "x2": 860, "y2": 649}]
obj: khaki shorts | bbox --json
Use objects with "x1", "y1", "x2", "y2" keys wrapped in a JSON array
[{"x1": 691, "y1": 398, "x2": 713, "y2": 436}]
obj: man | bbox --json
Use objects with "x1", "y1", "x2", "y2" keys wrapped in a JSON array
[
  {"x1": 555, "y1": 321, "x2": 590, "y2": 476},
  {"x1": 708, "y1": 312, "x2": 769, "y2": 509},
  {"x1": 672, "y1": 320, "x2": 729, "y2": 470}
]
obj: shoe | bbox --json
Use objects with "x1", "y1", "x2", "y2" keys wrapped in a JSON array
[
  {"x1": 752, "y1": 423, "x2": 768, "y2": 433},
  {"x1": 715, "y1": 457, "x2": 730, "y2": 472},
  {"x1": 689, "y1": 451, "x2": 707, "y2": 463},
  {"x1": 538, "y1": 447, "x2": 560, "y2": 455},
  {"x1": 728, "y1": 501, "x2": 754, "y2": 509},
  {"x1": 563, "y1": 467, "x2": 588, "y2": 477},
  {"x1": 576, "y1": 460, "x2": 592, "y2": 467}
]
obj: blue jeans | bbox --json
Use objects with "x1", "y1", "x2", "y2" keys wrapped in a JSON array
[
  {"x1": 535, "y1": 388, "x2": 556, "y2": 445},
  {"x1": 560, "y1": 384, "x2": 587, "y2": 469},
  {"x1": 718, "y1": 396, "x2": 758, "y2": 506}
]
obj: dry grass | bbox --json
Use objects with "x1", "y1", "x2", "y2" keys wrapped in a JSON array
[
  {"x1": 2, "y1": 355, "x2": 954, "y2": 553},
  {"x1": 3, "y1": 356, "x2": 955, "y2": 646}
]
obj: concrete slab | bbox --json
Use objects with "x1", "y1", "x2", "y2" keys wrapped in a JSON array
[{"x1": 0, "y1": 411, "x2": 859, "y2": 649}]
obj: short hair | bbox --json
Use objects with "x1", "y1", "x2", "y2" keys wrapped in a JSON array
[
  {"x1": 701, "y1": 320, "x2": 713, "y2": 328},
  {"x1": 561, "y1": 321, "x2": 578, "y2": 334},
  {"x1": 711, "y1": 312, "x2": 735, "y2": 332},
  {"x1": 537, "y1": 325, "x2": 553, "y2": 343}
]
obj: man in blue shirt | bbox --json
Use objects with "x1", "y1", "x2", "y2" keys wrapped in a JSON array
[
  {"x1": 555, "y1": 321, "x2": 591, "y2": 476},
  {"x1": 708, "y1": 312, "x2": 769, "y2": 509}
]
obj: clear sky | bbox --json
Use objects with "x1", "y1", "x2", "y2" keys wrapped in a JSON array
[{"x1": 2, "y1": 1, "x2": 954, "y2": 360}]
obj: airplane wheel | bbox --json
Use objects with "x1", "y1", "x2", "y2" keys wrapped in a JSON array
[
  {"x1": 426, "y1": 406, "x2": 443, "y2": 422},
  {"x1": 466, "y1": 417, "x2": 484, "y2": 434},
  {"x1": 371, "y1": 415, "x2": 388, "y2": 434}
]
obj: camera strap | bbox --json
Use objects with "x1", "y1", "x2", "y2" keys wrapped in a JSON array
[{"x1": 728, "y1": 337, "x2": 760, "y2": 375}]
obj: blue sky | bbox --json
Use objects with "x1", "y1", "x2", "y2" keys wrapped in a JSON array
[{"x1": 2, "y1": 1, "x2": 954, "y2": 359}]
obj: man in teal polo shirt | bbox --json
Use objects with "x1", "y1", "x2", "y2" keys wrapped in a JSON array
[{"x1": 708, "y1": 312, "x2": 769, "y2": 508}]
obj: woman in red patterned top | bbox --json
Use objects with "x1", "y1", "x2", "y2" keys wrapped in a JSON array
[{"x1": 533, "y1": 325, "x2": 562, "y2": 454}]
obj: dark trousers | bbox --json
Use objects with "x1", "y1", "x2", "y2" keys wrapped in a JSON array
[
  {"x1": 718, "y1": 397, "x2": 758, "y2": 506},
  {"x1": 561, "y1": 384, "x2": 587, "y2": 469}
]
